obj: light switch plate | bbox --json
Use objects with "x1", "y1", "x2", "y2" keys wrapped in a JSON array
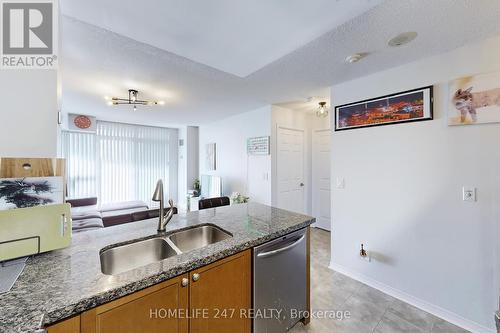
[
  {"x1": 462, "y1": 187, "x2": 476, "y2": 202},
  {"x1": 336, "y1": 177, "x2": 345, "y2": 189}
]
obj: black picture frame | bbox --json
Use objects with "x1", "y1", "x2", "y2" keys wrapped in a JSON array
[{"x1": 334, "y1": 86, "x2": 434, "y2": 131}]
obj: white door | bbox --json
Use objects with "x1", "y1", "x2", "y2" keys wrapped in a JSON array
[
  {"x1": 277, "y1": 126, "x2": 305, "y2": 214},
  {"x1": 312, "y1": 129, "x2": 331, "y2": 230}
]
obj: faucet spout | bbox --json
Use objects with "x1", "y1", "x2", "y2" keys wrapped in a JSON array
[{"x1": 152, "y1": 180, "x2": 175, "y2": 232}]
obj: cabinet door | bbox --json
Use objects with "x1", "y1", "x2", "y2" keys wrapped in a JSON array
[
  {"x1": 47, "y1": 315, "x2": 80, "y2": 333},
  {"x1": 189, "y1": 250, "x2": 251, "y2": 333},
  {"x1": 81, "y1": 274, "x2": 189, "y2": 333}
]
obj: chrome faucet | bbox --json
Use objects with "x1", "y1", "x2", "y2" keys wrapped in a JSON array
[{"x1": 152, "y1": 179, "x2": 175, "y2": 232}]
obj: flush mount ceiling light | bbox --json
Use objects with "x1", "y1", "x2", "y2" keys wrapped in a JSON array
[
  {"x1": 345, "y1": 53, "x2": 365, "y2": 64},
  {"x1": 316, "y1": 102, "x2": 329, "y2": 118},
  {"x1": 388, "y1": 31, "x2": 418, "y2": 47},
  {"x1": 105, "y1": 89, "x2": 164, "y2": 111}
]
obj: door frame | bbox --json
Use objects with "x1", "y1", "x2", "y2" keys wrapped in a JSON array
[
  {"x1": 274, "y1": 124, "x2": 307, "y2": 214},
  {"x1": 312, "y1": 128, "x2": 331, "y2": 231}
]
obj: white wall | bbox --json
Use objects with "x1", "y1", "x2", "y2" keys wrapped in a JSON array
[
  {"x1": 178, "y1": 126, "x2": 199, "y2": 210},
  {"x1": 0, "y1": 71, "x2": 58, "y2": 157},
  {"x1": 177, "y1": 127, "x2": 187, "y2": 209},
  {"x1": 168, "y1": 128, "x2": 179, "y2": 204},
  {"x1": 311, "y1": 112, "x2": 331, "y2": 131},
  {"x1": 186, "y1": 126, "x2": 199, "y2": 191},
  {"x1": 199, "y1": 106, "x2": 272, "y2": 205},
  {"x1": 198, "y1": 104, "x2": 329, "y2": 211},
  {"x1": 330, "y1": 36, "x2": 500, "y2": 332}
]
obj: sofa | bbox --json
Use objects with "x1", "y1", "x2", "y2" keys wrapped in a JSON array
[{"x1": 67, "y1": 197, "x2": 177, "y2": 233}]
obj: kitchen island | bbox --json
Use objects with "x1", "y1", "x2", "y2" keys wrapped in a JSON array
[{"x1": 0, "y1": 203, "x2": 314, "y2": 333}]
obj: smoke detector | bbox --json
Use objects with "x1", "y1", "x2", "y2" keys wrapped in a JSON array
[
  {"x1": 345, "y1": 53, "x2": 365, "y2": 63},
  {"x1": 388, "y1": 32, "x2": 418, "y2": 47}
]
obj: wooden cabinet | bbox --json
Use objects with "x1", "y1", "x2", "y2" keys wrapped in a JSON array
[
  {"x1": 47, "y1": 250, "x2": 251, "y2": 333},
  {"x1": 81, "y1": 274, "x2": 189, "y2": 333},
  {"x1": 190, "y1": 249, "x2": 251, "y2": 333},
  {"x1": 46, "y1": 315, "x2": 80, "y2": 333}
]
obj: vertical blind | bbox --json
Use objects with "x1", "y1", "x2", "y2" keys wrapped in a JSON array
[
  {"x1": 61, "y1": 131, "x2": 97, "y2": 199},
  {"x1": 62, "y1": 121, "x2": 171, "y2": 207}
]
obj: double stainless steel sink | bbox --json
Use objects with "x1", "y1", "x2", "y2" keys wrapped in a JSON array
[{"x1": 100, "y1": 225, "x2": 232, "y2": 275}]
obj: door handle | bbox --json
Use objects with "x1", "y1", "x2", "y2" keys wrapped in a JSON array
[
  {"x1": 256, "y1": 235, "x2": 305, "y2": 258},
  {"x1": 60, "y1": 214, "x2": 69, "y2": 237},
  {"x1": 192, "y1": 273, "x2": 200, "y2": 282},
  {"x1": 181, "y1": 278, "x2": 189, "y2": 287}
]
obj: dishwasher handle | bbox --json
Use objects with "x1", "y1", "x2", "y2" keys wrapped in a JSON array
[{"x1": 256, "y1": 235, "x2": 305, "y2": 258}]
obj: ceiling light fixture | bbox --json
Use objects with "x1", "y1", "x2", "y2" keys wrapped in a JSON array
[
  {"x1": 316, "y1": 102, "x2": 328, "y2": 118},
  {"x1": 388, "y1": 32, "x2": 418, "y2": 47},
  {"x1": 105, "y1": 89, "x2": 164, "y2": 111},
  {"x1": 345, "y1": 53, "x2": 365, "y2": 64}
]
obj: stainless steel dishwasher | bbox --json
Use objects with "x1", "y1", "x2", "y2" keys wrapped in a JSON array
[{"x1": 253, "y1": 227, "x2": 307, "y2": 332}]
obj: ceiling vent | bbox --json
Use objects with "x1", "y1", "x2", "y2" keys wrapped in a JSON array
[{"x1": 388, "y1": 32, "x2": 418, "y2": 47}]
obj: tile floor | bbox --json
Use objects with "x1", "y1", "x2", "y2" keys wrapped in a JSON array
[{"x1": 290, "y1": 228, "x2": 470, "y2": 333}]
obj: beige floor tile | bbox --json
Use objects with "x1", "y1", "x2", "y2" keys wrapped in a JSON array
[
  {"x1": 329, "y1": 271, "x2": 364, "y2": 293},
  {"x1": 375, "y1": 311, "x2": 426, "y2": 333},
  {"x1": 354, "y1": 284, "x2": 396, "y2": 309},
  {"x1": 431, "y1": 318, "x2": 471, "y2": 333},
  {"x1": 290, "y1": 318, "x2": 339, "y2": 333},
  {"x1": 311, "y1": 284, "x2": 353, "y2": 309},
  {"x1": 387, "y1": 299, "x2": 437, "y2": 331},
  {"x1": 340, "y1": 293, "x2": 387, "y2": 332}
]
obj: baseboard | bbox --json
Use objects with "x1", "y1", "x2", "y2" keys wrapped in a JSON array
[{"x1": 328, "y1": 262, "x2": 495, "y2": 333}]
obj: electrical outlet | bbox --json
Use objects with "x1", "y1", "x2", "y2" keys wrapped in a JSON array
[
  {"x1": 336, "y1": 177, "x2": 345, "y2": 189},
  {"x1": 462, "y1": 187, "x2": 476, "y2": 202}
]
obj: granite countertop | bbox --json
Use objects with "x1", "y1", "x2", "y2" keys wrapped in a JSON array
[{"x1": 0, "y1": 203, "x2": 314, "y2": 333}]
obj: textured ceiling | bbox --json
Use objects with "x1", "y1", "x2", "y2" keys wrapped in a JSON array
[
  {"x1": 61, "y1": 17, "x2": 259, "y2": 127},
  {"x1": 61, "y1": 0, "x2": 500, "y2": 126},
  {"x1": 61, "y1": 0, "x2": 381, "y2": 77}
]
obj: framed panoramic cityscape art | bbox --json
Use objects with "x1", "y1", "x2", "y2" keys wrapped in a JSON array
[{"x1": 334, "y1": 86, "x2": 433, "y2": 131}]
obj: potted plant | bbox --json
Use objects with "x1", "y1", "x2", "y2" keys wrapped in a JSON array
[{"x1": 193, "y1": 179, "x2": 201, "y2": 196}]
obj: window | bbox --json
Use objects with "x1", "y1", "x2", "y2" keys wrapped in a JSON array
[{"x1": 62, "y1": 121, "x2": 173, "y2": 207}]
